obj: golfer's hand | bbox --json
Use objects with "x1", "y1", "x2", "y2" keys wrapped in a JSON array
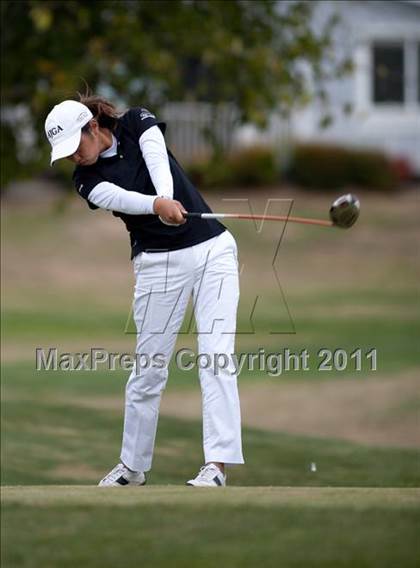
[{"x1": 153, "y1": 197, "x2": 187, "y2": 226}]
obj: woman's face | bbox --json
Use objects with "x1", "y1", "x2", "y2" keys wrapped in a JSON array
[{"x1": 66, "y1": 120, "x2": 103, "y2": 166}]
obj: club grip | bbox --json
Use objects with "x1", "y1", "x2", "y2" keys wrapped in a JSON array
[{"x1": 182, "y1": 212, "x2": 202, "y2": 218}]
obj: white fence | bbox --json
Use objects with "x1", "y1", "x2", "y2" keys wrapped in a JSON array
[
  {"x1": 161, "y1": 102, "x2": 290, "y2": 163},
  {"x1": 161, "y1": 102, "x2": 239, "y2": 162}
]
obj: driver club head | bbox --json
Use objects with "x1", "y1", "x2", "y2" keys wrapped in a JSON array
[{"x1": 329, "y1": 194, "x2": 360, "y2": 229}]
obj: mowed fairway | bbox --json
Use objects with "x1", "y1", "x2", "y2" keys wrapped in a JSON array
[
  {"x1": 2, "y1": 187, "x2": 420, "y2": 567},
  {"x1": 2, "y1": 486, "x2": 420, "y2": 568}
]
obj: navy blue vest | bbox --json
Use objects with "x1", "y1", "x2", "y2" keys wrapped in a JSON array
[{"x1": 73, "y1": 107, "x2": 225, "y2": 259}]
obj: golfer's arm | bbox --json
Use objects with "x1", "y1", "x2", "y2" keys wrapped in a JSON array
[
  {"x1": 139, "y1": 125, "x2": 174, "y2": 199},
  {"x1": 88, "y1": 126, "x2": 173, "y2": 214},
  {"x1": 88, "y1": 182, "x2": 158, "y2": 214}
]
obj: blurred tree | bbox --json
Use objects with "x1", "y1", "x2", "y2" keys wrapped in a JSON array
[{"x1": 1, "y1": 0, "x2": 351, "y2": 186}]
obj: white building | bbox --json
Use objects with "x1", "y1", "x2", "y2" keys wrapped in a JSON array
[{"x1": 289, "y1": 0, "x2": 420, "y2": 173}]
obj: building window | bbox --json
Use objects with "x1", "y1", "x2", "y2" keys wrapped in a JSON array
[{"x1": 372, "y1": 43, "x2": 404, "y2": 104}]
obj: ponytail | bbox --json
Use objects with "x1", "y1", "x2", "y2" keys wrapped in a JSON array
[{"x1": 76, "y1": 88, "x2": 121, "y2": 131}]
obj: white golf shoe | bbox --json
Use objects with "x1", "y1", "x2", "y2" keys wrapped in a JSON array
[
  {"x1": 186, "y1": 463, "x2": 226, "y2": 487},
  {"x1": 98, "y1": 463, "x2": 146, "y2": 487}
]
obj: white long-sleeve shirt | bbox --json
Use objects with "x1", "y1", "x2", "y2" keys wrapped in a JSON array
[{"x1": 88, "y1": 125, "x2": 173, "y2": 214}]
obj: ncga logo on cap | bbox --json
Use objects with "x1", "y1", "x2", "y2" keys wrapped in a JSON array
[{"x1": 47, "y1": 125, "x2": 64, "y2": 139}]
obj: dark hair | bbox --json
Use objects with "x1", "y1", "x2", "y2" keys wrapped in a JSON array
[{"x1": 77, "y1": 88, "x2": 121, "y2": 131}]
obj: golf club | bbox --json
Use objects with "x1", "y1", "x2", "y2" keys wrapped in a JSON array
[{"x1": 183, "y1": 193, "x2": 360, "y2": 229}]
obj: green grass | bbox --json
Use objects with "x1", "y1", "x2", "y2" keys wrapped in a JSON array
[
  {"x1": 2, "y1": 308, "x2": 127, "y2": 340},
  {"x1": 3, "y1": 350, "x2": 418, "y2": 568},
  {"x1": 2, "y1": 368, "x2": 420, "y2": 487},
  {"x1": 2, "y1": 487, "x2": 420, "y2": 568},
  {"x1": 2, "y1": 347, "x2": 420, "y2": 488}
]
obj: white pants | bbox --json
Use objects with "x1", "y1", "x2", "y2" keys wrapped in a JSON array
[{"x1": 120, "y1": 230, "x2": 244, "y2": 472}]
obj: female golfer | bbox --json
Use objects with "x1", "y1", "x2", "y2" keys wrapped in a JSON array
[{"x1": 44, "y1": 95, "x2": 244, "y2": 486}]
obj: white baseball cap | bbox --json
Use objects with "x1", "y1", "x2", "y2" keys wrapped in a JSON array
[{"x1": 45, "y1": 100, "x2": 93, "y2": 165}]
